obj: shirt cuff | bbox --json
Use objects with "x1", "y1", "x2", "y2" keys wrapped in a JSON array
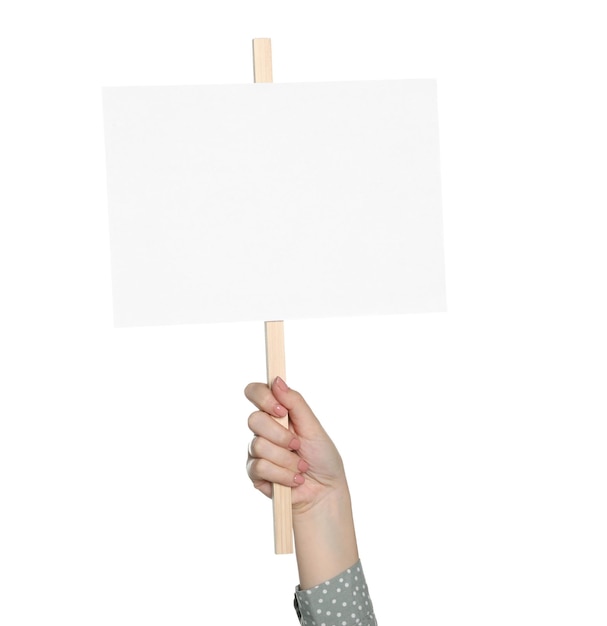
[{"x1": 293, "y1": 559, "x2": 377, "y2": 625}]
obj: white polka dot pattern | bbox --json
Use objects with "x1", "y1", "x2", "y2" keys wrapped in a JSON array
[{"x1": 294, "y1": 560, "x2": 377, "y2": 625}]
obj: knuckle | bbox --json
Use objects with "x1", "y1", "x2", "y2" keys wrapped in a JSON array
[
  {"x1": 247, "y1": 410, "x2": 262, "y2": 432},
  {"x1": 245, "y1": 381, "x2": 269, "y2": 404},
  {"x1": 251, "y1": 457, "x2": 270, "y2": 480},
  {"x1": 248, "y1": 436, "x2": 262, "y2": 458},
  {"x1": 246, "y1": 456, "x2": 261, "y2": 478},
  {"x1": 250, "y1": 437, "x2": 274, "y2": 462},
  {"x1": 290, "y1": 387, "x2": 304, "y2": 402}
]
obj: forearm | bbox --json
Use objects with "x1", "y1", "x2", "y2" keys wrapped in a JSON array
[{"x1": 292, "y1": 478, "x2": 359, "y2": 590}]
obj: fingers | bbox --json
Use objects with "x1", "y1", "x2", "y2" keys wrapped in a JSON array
[
  {"x1": 247, "y1": 409, "x2": 299, "y2": 451},
  {"x1": 247, "y1": 409, "x2": 308, "y2": 497},
  {"x1": 244, "y1": 379, "x2": 327, "y2": 499},
  {"x1": 244, "y1": 378, "x2": 325, "y2": 440},
  {"x1": 244, "y1": 382, "x2": 288, "y2": 418},
  {"x1": 247, "y1": 444, "x2": 308, "y2": 491},
  {"x1": 270, "y1": 377, "x2": 326, "y2": 440}
]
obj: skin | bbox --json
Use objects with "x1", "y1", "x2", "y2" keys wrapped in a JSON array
[{"x1": 245, "y1": 376, "x2": 359, "y2": 590}]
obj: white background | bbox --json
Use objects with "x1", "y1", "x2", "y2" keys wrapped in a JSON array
[{"x1": 1, "y1": 2, "x2": 605, "y2": 625}]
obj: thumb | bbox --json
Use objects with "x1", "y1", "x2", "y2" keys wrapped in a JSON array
[{"x1": 271, "y1": 377, "x2": 326, "y2": 440}]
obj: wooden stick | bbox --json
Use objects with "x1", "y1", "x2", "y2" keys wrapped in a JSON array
[
  {"x1": 264, "y1": 321, "x2": 293, "y2": 554},
  {"x1": 253, "y1": 38, "x2": 294, "y2": 555},
  {"x1": 253, "y1": 37, "x2": 273, "y2": 83}
]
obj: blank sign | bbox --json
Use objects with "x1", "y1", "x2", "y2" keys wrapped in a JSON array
[{"x1": 103, "y1": 80, "x2": 446, "y2": 326}]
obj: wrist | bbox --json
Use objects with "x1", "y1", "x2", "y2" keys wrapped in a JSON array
[{"x1": 292, "y1": 479, "x2": 359, "y2": 589}]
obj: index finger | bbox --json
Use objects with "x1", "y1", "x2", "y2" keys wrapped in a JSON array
[{"x1": 244, "y1": 381, "x2": 288, "y2": 419}]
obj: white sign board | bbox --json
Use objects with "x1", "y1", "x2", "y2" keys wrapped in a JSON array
[{"x1": 103, "y1": 80, "x2": 446, "y2": 326}]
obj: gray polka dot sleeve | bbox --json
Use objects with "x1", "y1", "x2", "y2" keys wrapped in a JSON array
[{"x1": 293, "y1": 560, "x2": 377, "y2": 625}]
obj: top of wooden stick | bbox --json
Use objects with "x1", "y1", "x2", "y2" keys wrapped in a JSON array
[{"x1": 252, "y1": 38, "x2": 273, "y2": 83}]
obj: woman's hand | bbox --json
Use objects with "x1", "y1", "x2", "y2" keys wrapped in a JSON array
[
  {"x1": 246, "y1": 376, "x2": 359, "y2": 588},
  {"x1": 245, "y1": 376, "x2": 347, "y2": 517}
]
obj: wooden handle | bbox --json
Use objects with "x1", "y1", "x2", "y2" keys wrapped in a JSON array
[
  {"x1": 265, "y1": 321, "x2": 293, "y2": 554},
  {"x1": 253, "y1": 38, "x2": 293, "y2": 555}
]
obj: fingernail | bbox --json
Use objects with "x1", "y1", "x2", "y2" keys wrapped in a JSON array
[
  {"x1": 297, "y1": 458, "x2": 309, "y2": 473},
  {"x1": 289, "y1": 438, "x2": 301, "y2": 451},
  {"x1": 274, "y1": 376, "x2": 288, "y2": 392},
  {"x1": 273, "y1": 403, "x2": 287, "y2": 417},
  {"x1": 293, "y1": 473, "x2": 305, "y2": 485}
]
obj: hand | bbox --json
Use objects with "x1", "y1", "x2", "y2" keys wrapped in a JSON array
[
  {"x1": 245, "y1": 376, "x2": 347, "y2": 516},
  {"x1": 246, "y1": 377, "x2": 359, "y2": 588}
]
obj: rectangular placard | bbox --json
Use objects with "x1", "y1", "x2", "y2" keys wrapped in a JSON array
[{"x1": 103, "y1": 80, "x2": 446, "y2": 326}]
